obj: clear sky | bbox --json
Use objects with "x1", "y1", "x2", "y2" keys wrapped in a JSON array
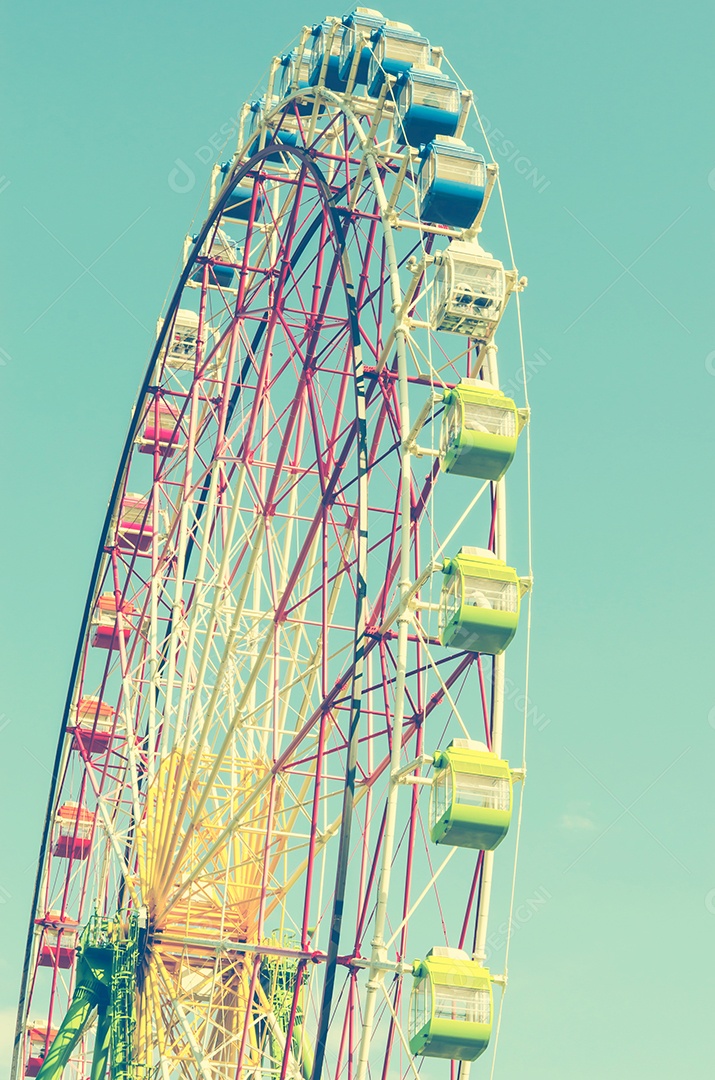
[{"x1": 1, "y1": 1, "x2": 713, "y2": 1077}]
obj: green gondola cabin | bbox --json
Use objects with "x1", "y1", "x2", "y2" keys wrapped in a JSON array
[
  {"x1": 409, "y1": 947, "x2": 493, "y2": 1060},
  {"x1": 440, "y1": 548, "x2": 525, "y2": 655},
  {"x1": 430, "y1": 739, "x2": 512, "y2": 850},
  {"x1": 440, "y1": 379, "x2": 527, "y2": 481}
]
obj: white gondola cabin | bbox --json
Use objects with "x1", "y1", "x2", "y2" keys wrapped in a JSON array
[
  {"x1": 161, "y1": 307, "x2": 199, "y2": 370},
  {"x1": 395, "y1": 69, "x2": 460, "y2": 147},
  {"x1": 116, "y1": 493, "x2": 153, "y2": 553},
  {"x1": 431, "y1": 240, "x2": 515, "y2": 339},
  {"x1": 367, "y1": 22, "x2": 430, "y2": 97},
  {"x1": 138, "y1": 398, "x2": 180, "y2": 457},
  {"x1": 430, "y1": 740, "x2": 512, "y2": 850},
  {"x1": 90, "y1": 592, "x2": 136, "y2": 650},
  {"x1": 52, "y1": 802, "x2": 93, "y2": 860},
  {"x1": 309, "y1": 19, "x2": 348, "y2": 91},
  {"x1": 409, "y1": 948, "x2": 492, "y2": 1061},
  {"x1": 68, "y1": 696, "x2": 115, "y2": 755},
  {"x1": 419, "y1": 137, "x2": 487, "y2": 228},
  {"x1": 440, "y1": 379, "x2": 526, "y2": 481},
  {"x1": 158, "y1": 308, "x2": 221, "y2": 375},
  {"x1": 339, "y1": 8, "x2": 385, "y2": 85},
  {"x1": 440, "y1": 548, "x2": 523, "y2": 655}
]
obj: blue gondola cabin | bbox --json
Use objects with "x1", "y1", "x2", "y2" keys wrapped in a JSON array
[
  {"x1": 278, "y1": 50, "x2": 312, "y2": 112},
  {"x1": 247, "y1": 99, "x2": 299, "y2": 166},
  {"x1": 340, "y1": 8, "x2": 386, "y2": 85},
  {"x1": 419, "y1": 137, "x2": 487, "y2": 228},
  {"x1": 395, "y1": 69, "x2": 460, "y2": 147},
  {"x1": 309, "y1": 20, "x2": 348, "y2": 91},
  {"x1": 217, "y1": 166, "x2": 266, "y2": 222},
  {"x1": 367, "y1": 22, "x2": 430, "y2": 97}
]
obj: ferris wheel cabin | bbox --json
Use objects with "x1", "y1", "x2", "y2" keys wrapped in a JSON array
[
  {"x1": 340, "y1": 8, "x2": 386, "y2": 84},
  {"x1": 440, "y1": 380, "x2": 525, "y2": 481},
  {"x1": 367, "y1": 22, "x2": 430, "y2": 97},
  {"x1": 395, "y1": 69, "x2": 460, "y2": 147},
  {"x1": 138, "y1": 399, "x2": 179, "y2": 457},
  {"x1": 52, "y1": 803, "x2": 94, "y2": 860},
  {"x1": 218, "y1": 166, "x2": 266, "y2": 221},
  {"x1": 160, "y1": 307, "x2": 200, "y2": 370},
  {"x1": 190, "y1": 229, "x2": 237, "y2": 289},
  {"x1": 419, "y1": 137, "x2": 487, "y2": 228},
  {"x1": 440, "y1": 548, "x2": 522, "y2": 655},
  {"x1": 90, "y1": 592, "x2": 136, "y2": 650},
  {"x1": 247, "y1": 99, "x2": 299, "y2": 162},
  {"x1": 160, "y1": 307, "x2": 221, "y2": 376},
  {"x1": 224, "y1": 183, "x2": 258, "y2": 221},
  {"x1": 409, "y1": 948, "x2": 493, "y2": 1061},
  {"x1": 37, "y1": 913, "x2": 78, "y2": 970},
  {"x1": 430, "y1": 740, "x2": 513, "y2": 850},
  {"x1": 309, "y1": 19, "x2": 349, "y2": 91},
  {"x1": 25, "y1": 1024, "x2": 58, "y2": 1077},
  {"x1": 278, "y1": 50, "x2": 313, "y2": 112},
  {"x1": 116, "y1": 493, "x2": 153, "y2": 554},
  {"x1": 431, "y1": 240, "x2": 514, "y2": 339},
  {"x1": 68, "y1": 695, "x2": 115, "y2": 755}
]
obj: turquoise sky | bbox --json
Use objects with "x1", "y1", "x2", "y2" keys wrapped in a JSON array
[{"x1": 1, "y1": 1, "x2": 713, "y2": 1077}]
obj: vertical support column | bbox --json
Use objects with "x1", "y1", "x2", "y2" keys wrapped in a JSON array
[{"x1": 354, "y1": 153, "x2": 413, "y2": 1080}]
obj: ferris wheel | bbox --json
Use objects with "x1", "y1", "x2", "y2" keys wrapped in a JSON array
[{"x1": 13, "y1": 10, "x2": 534, "y2": 1080}]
